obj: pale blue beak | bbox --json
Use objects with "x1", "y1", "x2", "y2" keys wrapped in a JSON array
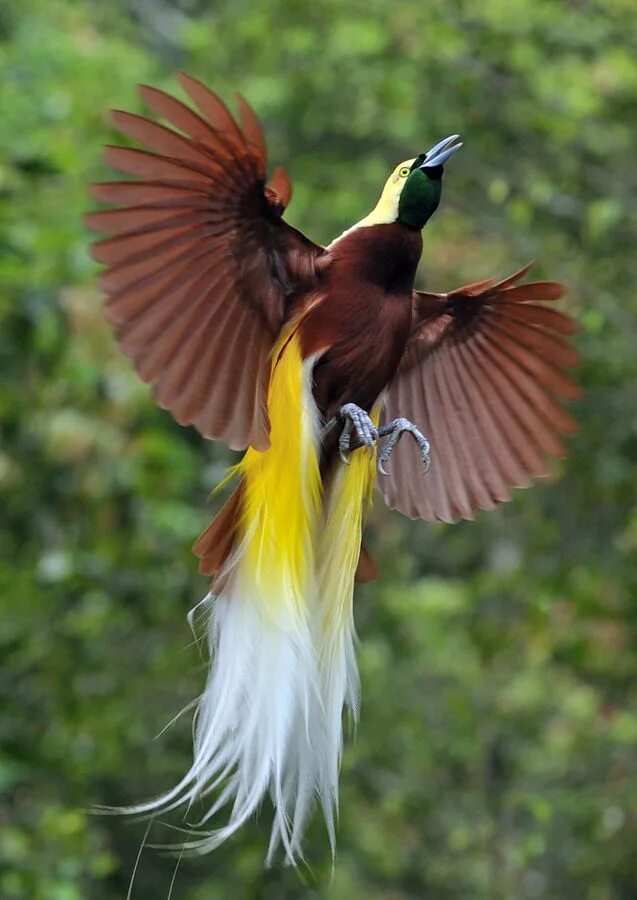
[{"x1": 421, "y1": 134, "x2": 463, "y2": 169}]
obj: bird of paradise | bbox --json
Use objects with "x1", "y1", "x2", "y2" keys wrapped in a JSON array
[{"x1": 87, "y1": 73, "x2": 579, "y2": 863}]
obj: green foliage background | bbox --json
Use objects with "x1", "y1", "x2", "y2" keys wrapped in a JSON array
[{"x1": 1, "y1": 0, "x2": 636, "y2": 897}]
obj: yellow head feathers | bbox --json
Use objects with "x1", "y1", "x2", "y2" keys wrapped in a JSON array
[
  {"x1": 357, "y1": 159, "x2": 416, "y2": 228},
  {"x1": 332, "y1": 159, "x2": 416, "y2": 242}
]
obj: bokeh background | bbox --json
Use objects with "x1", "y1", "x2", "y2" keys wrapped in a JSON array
[{"x1": 2, "y1": 0, "x2": 637, "y2": 897}]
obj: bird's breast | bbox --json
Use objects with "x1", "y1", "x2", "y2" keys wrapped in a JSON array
[{"x1": 300, "y1": 223, "x2": 422, "y2": 419}]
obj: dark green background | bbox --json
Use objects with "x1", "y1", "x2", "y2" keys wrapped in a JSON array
[{"x1": 2, "y1": 0, "x2": 636, "y2": 897}]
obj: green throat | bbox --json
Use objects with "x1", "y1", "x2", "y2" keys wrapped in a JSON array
[{"x1": 397, "y1": 167, "x2": 443, "y2": 230}]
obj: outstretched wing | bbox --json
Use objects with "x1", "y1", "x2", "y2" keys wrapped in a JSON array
[
  {"x1": 377, "y1": 265, "x2": 580, "y2": 522},
  {"x1": 86, "y1": 73, "x2": 325, "y2": 450}
]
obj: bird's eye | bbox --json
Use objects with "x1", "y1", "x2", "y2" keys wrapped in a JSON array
[{"x1": 399, "y1": 166, "x2": 410, "y2": 177}]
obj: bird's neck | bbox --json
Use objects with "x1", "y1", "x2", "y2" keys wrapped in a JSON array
[{"x1": 331, "y1": 185, "x2": 405, "y2": 246}]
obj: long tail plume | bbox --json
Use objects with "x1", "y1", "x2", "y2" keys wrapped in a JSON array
[{"x1": 115, "y1": 334, "x2": 378, "y2": 864}]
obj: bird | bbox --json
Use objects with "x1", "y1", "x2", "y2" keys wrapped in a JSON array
[{"x1": 86, "y1": 73, "x2": 580, "y2": 864}]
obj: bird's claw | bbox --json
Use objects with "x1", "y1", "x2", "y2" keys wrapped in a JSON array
[
  {"x1": 377, "y1": 417, "x2": 431, "y2": 476},
  {"x1": 336, "y1": 406, "x2": 431, "y2": 476},
  {"x1": 337, "y1": 403, "x2": 379, "y2": 465}
]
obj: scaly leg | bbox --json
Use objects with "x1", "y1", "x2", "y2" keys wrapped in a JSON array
[{"x1": 336, "y1": 403, "x2": 378, "y2": 465}]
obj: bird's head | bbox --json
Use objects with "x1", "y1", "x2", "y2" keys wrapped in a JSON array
[{"x1": 371, "y1": 135, "x2": 462, "y2": 231}]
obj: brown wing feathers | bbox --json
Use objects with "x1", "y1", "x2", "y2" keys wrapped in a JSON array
[
  {"x1": 87, "y1": 74, "x2": 322, "y2": 451},
  {"x1": 378, "y1": 266, "x2": 580, "y2": 522}
]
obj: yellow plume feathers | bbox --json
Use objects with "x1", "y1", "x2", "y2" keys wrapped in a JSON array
[
  {"x1": 235, "y1": 330, "x2": 321, "y2": 616},
  {"x1": 317, "y1": 406, "x2": 379, "y2": 653}
]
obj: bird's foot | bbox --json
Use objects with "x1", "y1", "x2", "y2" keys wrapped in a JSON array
[
  {"x1": 337, "y1": 403, "x2": 379, "y2": 465},
  {"x1": 377, "y1": 417, "x2": 431, "y2": 476},
  {"x1": 336, "y1": 405, "x2": 431, "y2": 476}
]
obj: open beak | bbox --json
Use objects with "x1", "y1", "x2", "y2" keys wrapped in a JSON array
[{"x1": 420, "y1": 134, "x2": 463, "y2": 169}]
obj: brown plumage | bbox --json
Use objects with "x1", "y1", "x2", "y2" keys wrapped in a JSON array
[{"x1": 302, "y1": 222, "x2": 422, "y2": 420}]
